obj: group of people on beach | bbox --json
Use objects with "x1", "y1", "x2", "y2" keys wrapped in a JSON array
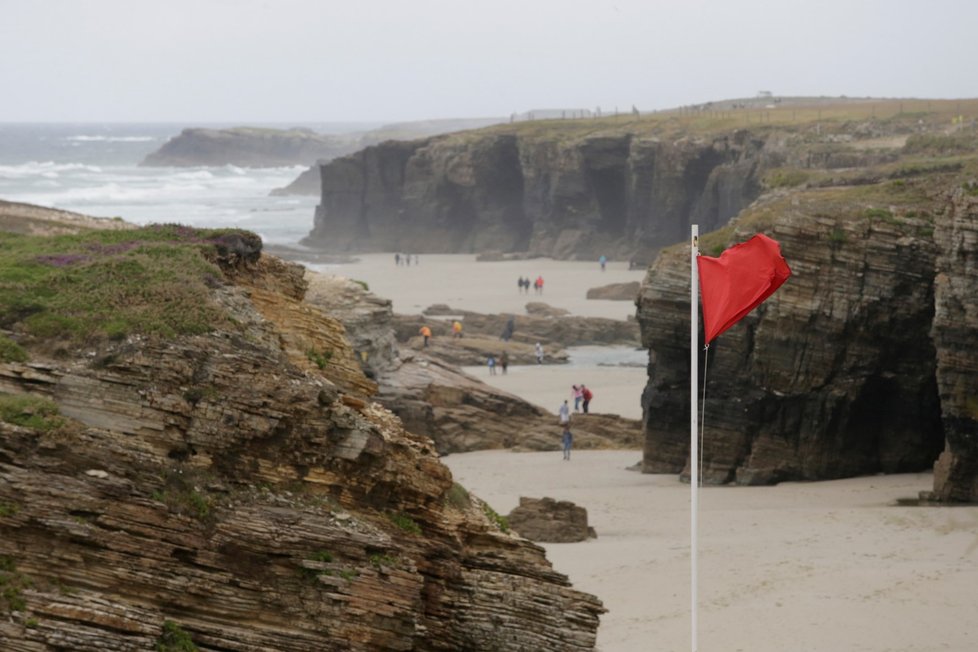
[
  {"x1": 557, "y1": 385, "x2": 594, "y2": 460},
  {"x1": 517, "y1": 276, "x2": 544, "y2": 294},
  {"x1": 394, "y1": 253, "x2": 419, "y2": 266},
  {"x1": 486, "y1": 351, "x2": 509, "y2": 375}
]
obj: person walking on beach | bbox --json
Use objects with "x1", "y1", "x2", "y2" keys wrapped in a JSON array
[
  {"x1": 599, "y1": 254, "x2": 607, "y2": 271},
  {"x1": 534, "y1": 275, "x2": 544, "y2": 294},
  {"x1": 395, "y1": 253, "x2": 401, "y2": 266},
  {"x1": 571, "y1": 384, "x2": 583, "y2": 412},
  {"x1": 487, "y1": 354, "x2": 497, "y2": 375},
  {"x1": 419, "y1": 324, "x2": 432, "y2": 349},
  {"x1": 501, "y1": 316, "x2": 515, "y2": 342},
  {"x1": 558, "y1": 399, "x2": 570, "y2": 426},
  {"x1": 517, "y1": 276, "x2": 524, "y2": 294},
  {"x1": 452, "y1": 320, "x2": 463, "y2": 339},
  {"x1": 500, "y1": 350, "x2": 509, "y2": 374},
  {"x1": 581, "y1": 384, "x2": 593, "y2": 414},
  {"x1": 535, "y1": 342, "x2": 544, "y2": 364},
  {"x1": 562, "y1": 425, "x2": 573, "y2": 460}
]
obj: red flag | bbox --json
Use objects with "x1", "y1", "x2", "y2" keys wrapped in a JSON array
[{"x1": 697, "y1": 233, "x2": 791, "y2": 343}]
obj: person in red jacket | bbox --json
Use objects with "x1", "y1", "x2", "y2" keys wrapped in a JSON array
[{"x1": 581, "y1": 385, "x2": 593, "y2": 414}]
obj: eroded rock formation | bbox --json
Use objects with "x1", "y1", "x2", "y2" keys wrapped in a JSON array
[
  {"x1": 638, "y1": 166, "x2": 978, "y2": 499},
  {"x1": 507, "y1": 497, "x2": 596, "y2": 543},
  {"x1": 304, "y1": 129, "x2": 768, "y2": 259},
  {"x1": 929, "y1": 188, "x2": 978, "y2": 501},
  {"x1": 0, "y1": 227, "x2": 604, "y2": 648}
]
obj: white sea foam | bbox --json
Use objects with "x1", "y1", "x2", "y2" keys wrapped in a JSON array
[
  {"x1": 64, "y1": 135, "x2": 158, "y2": 143},
  {"x1": 0, "y1": 161, "x2": 103, "y2": 179}
]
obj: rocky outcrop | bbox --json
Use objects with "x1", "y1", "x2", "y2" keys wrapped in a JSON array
[
  {"x1": 0, "y1": 231, "x2": 604, "y2": 648},
  {"x1": 929, "y1": 188, "x2": 978, "y2": 501},
  {"x1": 395, "y1": 305, "x2": 640, "y2": 362},
  {"x1": 638, "y1": 179, "x2": 951, "y2": 486},
  {"x1": 585, "y1": 281, "x2": 641, "y2": 301},
  {"x1": 374, "y1": 354, "x2": 643, "y2": 455},
  {"x1": 507, "y1": 497, "x2": 596, "y2": 543},
  {"x1": 141, "y1": 127, "x2": 360, "y2": 167}
]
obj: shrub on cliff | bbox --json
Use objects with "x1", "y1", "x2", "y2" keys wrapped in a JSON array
[{"x1": 0, "y1": 224, "x2": 255, "y2": 345}]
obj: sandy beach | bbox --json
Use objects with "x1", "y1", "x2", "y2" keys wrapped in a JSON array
[
  {"x1": 313, "y1": 254, "x2": 978, "y2": 651},
  {"x1": 309, "y1": 253, "x2": 645, "y2": 320},
  {"x1": 444, "y1": 451, "x2": 978, "y2": 652}
]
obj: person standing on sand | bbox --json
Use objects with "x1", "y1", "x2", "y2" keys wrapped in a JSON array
[
  {"x1": 571, "y1": 384, "x2": 583, "y2": 412},
  {"x1": 419, "y1": 324, "x2": 432, "y2": 348},
  {"x1": 500, "y1": 350, "x2": 509, "y2": 374},
  {"x1": 562, "y1": 425, "x2": 573, "y2": 460},
  {"x1": 452, "y1": 320, "x2": 463, "y2": 339},
  {"x1": 535, "y1": 342, "x2": 544, "y2": 364},
  {"x1": 599, "y1": 254, "x2": 607, "y2": 271},
  {"x1": 501, "y1": 316, "x2": 515, "y2": 341},
  {"x1": 558, "y1": 400, "x2": 570, "y2": 426},
  {"x1": 535, "y1": 275, "x2": 544, "y2": 294},
  {"x1": 487, "y1": 354, "x2": 497, "y2": 375},
  {"x1": 581, "y1": 384, "x2": 593, "y2": 414}
]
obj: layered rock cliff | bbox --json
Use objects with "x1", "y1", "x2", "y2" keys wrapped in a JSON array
[
  {"x1": 304, "y1": 128, "x2": 767, "y2": 259},
  {"x1": 303, "y1": 106, "x2": 930, "y2": 260},
  {"x1": 637, "y1": 148, "x2": 978, "y2": 499},
  {"x1": 0, "y1": 222, "x2": 603, "y2": 648}
]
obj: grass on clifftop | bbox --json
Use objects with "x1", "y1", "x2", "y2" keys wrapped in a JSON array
[{"x1": 0, "y1": 224, "x2": 247, "y2": 346}]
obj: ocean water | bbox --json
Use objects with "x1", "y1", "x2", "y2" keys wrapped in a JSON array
[{"x1": 0, "y1": 123, "x2": 327, "y2": 245}]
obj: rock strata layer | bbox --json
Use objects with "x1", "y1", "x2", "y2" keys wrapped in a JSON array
[
  {"x1": 638, "y1": 166, "x2": 978, "y2": 498},
  {"x1": 0, "y1": 230, "x2": 605, "y2": 648}
]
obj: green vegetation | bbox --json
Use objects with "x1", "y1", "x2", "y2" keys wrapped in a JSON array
[
  {"x1": 156, "y1": 620, "x2": 199, "y2": 652},
  {"x1": 0, "y1": 556, "x2": 30, "y2": 613},
  {"x1": 388, "y1": 512, "x2": 422, "y2": 535},
  {"x1": 0, "y1": 334, "x2": 27, "y2": 362},
  {"x1": 863, "y1": 207, "x2": 898, "y2": 224},
  {"x1": 153, "y1": 468, "x2": 215, "y2": 521},
  {"x1": 351, "y1": 279, "x2": 369, "y2": 291},
  {"x1": 306, "y1": 348, "x2": 333, "y2": 369},
  {"x1": 481, "y1": 502, "x2": 509, "y2": 533},
  {"x1": 445, "y1": 482, "x2": 471, "y2": 510},
  {"x1": 309, "y1": 550, "x2": 334, "y2": 564},
  {"x1": 829, "y1": 228, "x2": 847, "y2": 244},
  {"x1": 904, "y1": 132, "x2": 978, "y2": 155},
  {"x1": 0, "y1": 501, "x2": 19, "y2": 517},
  {"x1": 182, "y1": 386, "x2": 218, "y2": 405},
  {"x1": 0, "y1": 393, "x2": 65, "y2": 431},
  {"x1": 764, "y1": 168, "x2": 811, "y2": 189},
  {"x1": 368, "y1": 553, "x2": 396, "y2": 569},
  {"x1": 0, "y1": 224, "x2": 250, "y2": 345},
  {"x1": 25, "y1": 616, "x2": 38, "y2": 628}
]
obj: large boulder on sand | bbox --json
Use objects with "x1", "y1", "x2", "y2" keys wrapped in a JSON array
[{"x1": 507, "y1": 497, "x2": 597, "y2": 543}]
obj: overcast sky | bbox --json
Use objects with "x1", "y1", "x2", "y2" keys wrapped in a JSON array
[{"x1": 3, "y1": 0, "x2": 976, "y2": 123}]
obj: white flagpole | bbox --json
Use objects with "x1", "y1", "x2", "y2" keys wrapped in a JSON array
[{"x1": 690, "y1": 224, "x2": 699, "y2": 652}]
